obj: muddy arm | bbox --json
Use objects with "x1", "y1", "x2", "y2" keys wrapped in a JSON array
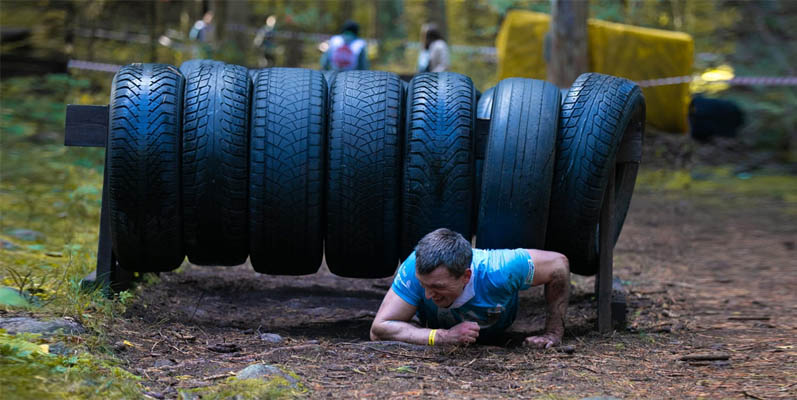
[
  {"x1": 525, "y1": 250, "x2": 571, "y2": 348},
  {"x1": 369, "y1": 289, "x2": 430, "y2": 344}
]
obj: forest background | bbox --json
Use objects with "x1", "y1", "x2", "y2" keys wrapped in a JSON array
[{"x1": 0, "y1": 1, "x2": 795, "y2": 398}]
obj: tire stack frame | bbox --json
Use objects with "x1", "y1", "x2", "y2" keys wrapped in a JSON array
[{"x1": 65, "y1": 65, "x2": 641, "y2": 332}]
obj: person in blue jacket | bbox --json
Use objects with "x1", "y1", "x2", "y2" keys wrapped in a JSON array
[
  {"x1": 370, "y1": 228, "x2": 570, "y2": 348},
  {"x1": 321, "y1": 21, "x2": 369, "y2": 71}
]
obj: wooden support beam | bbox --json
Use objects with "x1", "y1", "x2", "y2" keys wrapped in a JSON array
[
  {"x1": 597, "y1": 165, "x2": 616, "y2": 333},
  {"x1": 64, "y1": 104, "x2": 108, "y2": 147}
]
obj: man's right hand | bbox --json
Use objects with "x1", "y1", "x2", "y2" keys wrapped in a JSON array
[{"x1": 439, "y1": 321, "x2": 480, "y2": 345}]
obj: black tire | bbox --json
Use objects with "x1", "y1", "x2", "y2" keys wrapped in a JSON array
[
  {"x1": 326, "y1": 70, "x2": 404, "y2": 278},
  {"x1": 108, "y1": 63, "x2": 184, "y2": 272},
  {"x1": 401, "y1": 72, "x2": 475, "y2": 257},
  {"x1": 249, "y1": 68, "x2": 326, "y2": 274},
  {"x1": 476, "y1": 86, "x2": 495, "y2": 121},
  {"x1": 546, "y1": 72, "x2": 645, "y2": 275},
  {"x1": 321, "y1": 70, "x2": 338, "y2": 90},
  {"x1": 476, "y1": 78, "x2": 561, "y2": 250},
  {"x1": 182, "y1": 62, "x2": 250, "y2": 266},
  {"x1": 179, "y1": 59, "x2": 222, "y2": 77},
  {"x1": 247, "y1": 68, "x2": 261, "y2": 84},
  {"x1": 473, "y1": 85, "x2": 495, "y2": 233}
]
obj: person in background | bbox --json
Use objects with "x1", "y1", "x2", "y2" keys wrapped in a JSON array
[
  {"x1": 321, "y1": 21, "x2": 369, "y2": 71},
  {"x1": 253, "y1": 15, "x2": 277, "y2": 67},
  {"x1": 417, "y1": 23, "x2": 450, "y2": 73},
  {"x1": 189, "y1": 10, "x2": 215, "y2": 58}
]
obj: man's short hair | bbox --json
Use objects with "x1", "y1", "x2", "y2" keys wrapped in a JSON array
[
  {"x1": 415, "y1": 228, "x2": 472, "y2": 277},
  {"x1": 341, "y1": 20, "x2": 360, "y2": 36}
]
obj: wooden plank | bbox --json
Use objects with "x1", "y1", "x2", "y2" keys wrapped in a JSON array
[
  {"x1": 64, "y1": 104, "x2": 108, "y2": 147},
  {"x1": 597, "y1": 165, "x2": 616, "y2": 333}
]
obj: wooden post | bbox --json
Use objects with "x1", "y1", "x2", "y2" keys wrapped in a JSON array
[
  {"x1": 67, "y1": 105, "x2": 134, "y2": 295},
  {"x1": 548, "y1": 0, "x2": 589, "y2": 88},
  {"x1": 597, "y1": 165, "x2": 616, "y2": 333}
]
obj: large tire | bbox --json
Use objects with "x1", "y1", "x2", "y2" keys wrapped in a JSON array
[
  {"x1": 476, "y1": 86, "x2": 495, "y2": 121},
  {"x1": 473, "y1": 85, "x2": 495, "y2": 233},
  {"x1": 182, "y1": 62, "x2": 250, "y2": 266},
  {"x1": 179, "y1": 59, "x2": 222, "y2": 78},
  {"x1": 326, "y1": 70, "x2": 404, "y2": 278},
  {"x1": 249, "y1": 68, "x2": 326, "y2": 274},
  {"x1": 546, "y1": 73, "x2": 645, "y2": 275},
  {"x1": 108, "y1": 63, "x2": 184, "y2": 272},
  {"x1": 476, "y1": 78, "x2": 560, "y2": 250},
  {"x1": 401, "y1": 72, "x2": 475, "y2": 257}
]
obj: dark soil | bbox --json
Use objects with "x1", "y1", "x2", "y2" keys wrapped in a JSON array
[{"x1": 108, "y1": 135, "x2": 797, "y2": 399}]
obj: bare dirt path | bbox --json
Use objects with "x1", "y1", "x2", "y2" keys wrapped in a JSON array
[{"x1": 110, "y1": 181, "x2": 796, "y2": 399}]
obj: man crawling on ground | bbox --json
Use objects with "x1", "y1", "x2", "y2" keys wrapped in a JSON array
[{"x1": 370, "y1": 228, "x2": 570, "y2": 347}]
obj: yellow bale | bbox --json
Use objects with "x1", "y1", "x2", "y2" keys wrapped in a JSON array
[
  {"x1": 496, "y1": 10, "x2": 695, "y2": 133},
  {"x1": 496, "y1": 11, "x2": 550, "y2": 80}
]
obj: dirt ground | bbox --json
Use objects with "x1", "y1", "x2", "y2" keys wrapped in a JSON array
[{"x1": 109, "y1": 167, "x2": 796, "y2": 399}]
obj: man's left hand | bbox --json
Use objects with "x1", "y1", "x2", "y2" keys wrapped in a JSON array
[{"x1": 523, "y1": 332, "x2": 562, "y2": 349}]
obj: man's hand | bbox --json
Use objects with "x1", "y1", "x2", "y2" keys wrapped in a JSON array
[
  {"x1": 438, "y1": 321, "x2": 480, "y2": 345},
  {"x1": 523, "y1": 332, "x2": 562, "y2": 349}
]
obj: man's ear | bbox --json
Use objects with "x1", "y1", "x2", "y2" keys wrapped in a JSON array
[{"x1": 462, "y1": 268, "x2": 472, "y2": 282}]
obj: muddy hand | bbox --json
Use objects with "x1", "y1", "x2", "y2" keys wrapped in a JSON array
[
  {"x1": 523, "y1": 332, "x2": 561, "y2": 349},
  {"x1": 440, "y1": 321, "x2": 480, "y2": 345}
]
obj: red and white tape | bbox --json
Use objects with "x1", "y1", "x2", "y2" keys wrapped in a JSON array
[{"x1": 636, "y1": 75, "x2": 797, "y2": 87}]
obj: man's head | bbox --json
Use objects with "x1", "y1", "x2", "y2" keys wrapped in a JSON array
[
  {"x1": 341, "y1": 20, "x2": 360, "y2": 36},
  {"x1": 414, "y1": 228, "x2": 473, "y2": 308}
]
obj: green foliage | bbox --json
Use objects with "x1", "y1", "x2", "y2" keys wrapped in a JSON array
[
  {"x1": 636, "y1": 167, "x2": 797, "y2": 212},
  {"x1": 182, "y1": 375, "x2": 303, "y2": 400},
  {"x1": 0, "y1": 331, "x2": 143, "y2": 399}
]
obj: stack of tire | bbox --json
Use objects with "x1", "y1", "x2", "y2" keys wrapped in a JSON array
[{"x1": 107, "y1": 60, "x2": 644, "y2": 278}]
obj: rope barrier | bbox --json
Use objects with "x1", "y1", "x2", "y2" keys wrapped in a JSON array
[
  {"x1": 67, "y1": 59, "x2": 122, "y2": 73},
  {"x1": 65, "y1": 58, "x2": 797, "y2": 89},
  {"x1": 636, "y1": 75, "x2": 797, "y2": 87}
]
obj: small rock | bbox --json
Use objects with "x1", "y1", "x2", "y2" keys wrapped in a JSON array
[
  {"x1": 0, "y1": 238, "x2": 19, "y2": 250},
  {"x1": 153, "y1": 358, "x2": 176, "y2": 368},
  {"x1": 581, "y1": 397, "x2": 623, "y2": 400},
  {"x1": 178, "y1": 391, "x2": 199, "y2": 400},
  {"x1": 558, "y1": 345, "x2": 576, "y2": 354},
  {"x1": 0, "y1": 287, "x2": 32, "y2": 307},
  {"x1": 236, "y1": 363, "x2": 299, "y2": 389},
  {"x1": 259, "y1": 333, "x2": 283, "y2": 343},
  {"x1": 0, "y1": 316, "x2": 84, "y2": 336},
  {"x1": 49, "y1": 342, "x2": 71, "y2": 356},
  {"x1": 7, "y1": 229, "x2": 44, "y2": 242}
]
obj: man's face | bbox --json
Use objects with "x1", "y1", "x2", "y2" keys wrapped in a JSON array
[{"x1": 416, "y1": 266, "x2": 472, "y2": 308}]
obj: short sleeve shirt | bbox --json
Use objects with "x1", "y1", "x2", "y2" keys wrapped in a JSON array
[{"x1": 391, "y1": 249, "x2": 534, "y2": 337}]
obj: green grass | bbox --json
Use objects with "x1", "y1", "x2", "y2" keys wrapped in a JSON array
[
  {"x1": 0, "y1": 331, "x2": 143, "y2": 399},
  {"x1": 636, "y1": 166, "x2": 797, "y2": 212},
  {"x1": 1, "y1": 74, "x2": 146, "y2": 398},
  {"x1": 180, "y1": 374, "x2": 305, "y2": 400}
]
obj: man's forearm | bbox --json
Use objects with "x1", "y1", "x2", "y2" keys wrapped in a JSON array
[
  {"x1": 370, "y1": 320, "x2": 434, "y2": 345},
  {"x1": 543, "y1": 267, "x2": 570, "y2": 336}
]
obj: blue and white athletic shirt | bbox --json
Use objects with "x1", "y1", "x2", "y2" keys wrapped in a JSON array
[{"x1": 391, "y1": 249, "x2": 534, "y2": 337}]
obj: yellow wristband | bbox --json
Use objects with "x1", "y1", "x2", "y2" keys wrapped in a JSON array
[{"x1": 428, "y1": 329, "x2": 437, "y2": 346}]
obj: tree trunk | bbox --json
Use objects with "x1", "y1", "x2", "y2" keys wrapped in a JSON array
[
  {"x1": 425, "y1": 0, "x2": 447, "y2": 39},
  {"x1": 547, "y1": 0, "x2": 589, "y2": 88}
]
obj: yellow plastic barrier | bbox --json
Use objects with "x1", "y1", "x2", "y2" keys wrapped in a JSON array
[{"x1": 496, "y1": 11, "x2": 694, "y2": 133}]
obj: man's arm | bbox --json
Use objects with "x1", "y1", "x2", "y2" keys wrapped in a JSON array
[
  {"x1": 525, "y1": 249, "x2": 570, "y2": 348},
  {"x1": 370, "y1": 288, "x2": 479, "y2": 345}
]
